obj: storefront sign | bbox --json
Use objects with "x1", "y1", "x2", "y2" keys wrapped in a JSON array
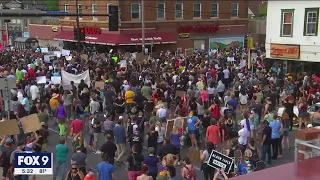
[
  {"x1": 130, "y1": 37, "x2": 162, "y2": 42},
  {"x1": 86, "y1": 36, "x2": 98, "y2": 40},
  {"x1": 178, "y1": 24, "x2": 219, "y2": 33},
  {"x1": 51, "y1": 27, "x2": 58, "y2": 32},
  {"x1": 178, "y1": 33, "x2": 190, "y2": 38},
  {"x1": 270, "y1": 44, "x2": 300, "y2": 59},
  {"x1": 1, "y1": 30, "x2": 7, "y2": 44},
  {"x1": 85, "y1": 27, "x2": 102, "y2": 35}
]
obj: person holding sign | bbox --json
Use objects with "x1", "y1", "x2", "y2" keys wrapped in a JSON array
[{"x1": 186, "y1": 111, "x2": 201, "y2": 150}]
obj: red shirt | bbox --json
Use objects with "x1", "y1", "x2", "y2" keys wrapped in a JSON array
[
  {"x1": 71, "y1": 119, "x2": 84, "y2": 135},
  {"x1": 206, "y1": 125, "x2": 220, "y2": 145},
  {"x1": 28, "y1": 68, "x2": 35, "y2": 80}
]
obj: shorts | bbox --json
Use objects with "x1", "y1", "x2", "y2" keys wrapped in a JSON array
[
  {"x1": 188, "y1": 130, "x2": 196, "y2": 134},
  {"x1": 298, "y1": 112, "x2": 309, "y2": 118},
  {"x1": 93, "y1": 133, "x2": 100, "y2": 143},
  {"x1": 160, "y1": 117, "x2": 166, "y2": 122},
  {"x1": 283, "y1": 128, "x2": 289, "y2": 136}
]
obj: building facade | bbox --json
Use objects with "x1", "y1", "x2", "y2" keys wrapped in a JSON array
[
  {"x1": 30, "y1": 0, "x2": 248, "y2": 52},
  {"x1": 265, "y1": 1, "x2": 320, "y2": 72}
]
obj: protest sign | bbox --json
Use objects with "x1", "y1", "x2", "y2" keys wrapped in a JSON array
[
  {"x1": 36, "y1": 76, "x2": 46, "y2": 84},
  {"x1": 61, "y1": 49, "x2": 70, "y2": 56},
  {"x1": 165, "y1": 119, "x2": 175, "y2": 138},
  {"x1": 40, "y1": 48, "x2": 48, "y2": 53},
  {"x1": 44, "y1": 55, "x2": 58, "y2": 63},
  {"x1": 20, "y1": 114, "x2": 41, "y2": 133},
  {"x1": 53, "y1": 51, "x2": 61, "y2": 58},
  {"x1": 186, "y1": 148, "x2": 201, "y2": 164},
  {"x1": 207, "y1": 150, "x2": 234, "y2": 174},
  {"x1": 0, "y1": 120, "x2": 20, "y2": 136},
  {"x1": 95, "y1": 81, "x2": 105, "y2": 90},
  {"x1": 51, "y1": 76, "x2": 61, "y2": 84}
]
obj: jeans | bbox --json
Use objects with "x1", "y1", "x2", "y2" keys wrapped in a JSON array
[
  {"x1": 261, "y1": 144, "x2": 272, "y2": 164},
  {"x1": 202, "y1": 164, "x2": 214, "y2": 180},
  {"x1": 64, "y1": 104, "x2": 72, "y2": 120},
  {"x1": 271, "y1": 138, "x2": 279, "y2": 158},
  {"x1": 53, "y1": 161, "x2": 67, "y2": 180},
  {"x1": 279, "y1": 135, "x2": 283, "y2": 155}
]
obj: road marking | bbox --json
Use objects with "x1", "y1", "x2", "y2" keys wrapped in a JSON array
[{"x1": 48, "y1": 127, "x2": 202, "y2": 171}]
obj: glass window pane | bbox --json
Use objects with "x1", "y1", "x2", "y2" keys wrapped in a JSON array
[
  {"x1": 283, "y1": 13, "x2": 292, "y2": 23},
  {"x1": 283, "y1": 24, "x2": 292, "y2": 35}
]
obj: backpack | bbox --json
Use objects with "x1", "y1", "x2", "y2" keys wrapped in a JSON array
[{"x1": 184, "y1": 165, "x2": 196, "y2": 180}]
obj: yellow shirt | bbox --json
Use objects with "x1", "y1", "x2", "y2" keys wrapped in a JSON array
[
  {"x1": 125, "y1": 90, "x2": 135, "y2": 104},
  {"x1": 49, "y1": 98, "x2": 59, "y2": 110}
]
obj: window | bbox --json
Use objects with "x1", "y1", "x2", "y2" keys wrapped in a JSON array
[
  {"x1": 131, "y1": 3, "x2": 140, "y2": 20},
  {"x1": 193, "y1": 3, "x2": 201, "y2": 18},
  {"x1": 281, "y1": 9, "x2": 294, "y2": 37},
  {"x1": 211, "y1": 3, "x2": 218, "y2": 18},
  {"x1": 175, "y1": 3, "x2": 183, "y2": 19},
  {"x1": 231, "y1": 3, "x2": 238, "y2": 17},
  {"x1": 92, "y1": 4, "x2": 98, "y2": 20},
  {"x1": 107, "y1": 3, "x2": 112, "y2": 14},
  {"x1": 77, "y1": 4, "x2": 82, "y2": 18},
  {"x1": 64, "y1": 4, "x2": 69, "y2": 12},
  {"x1": 304, "y1": 8, "x2": 319, "y2": 36},
  {"x1": 157, "y1": 3, "x2": 165, "y2": 19}
]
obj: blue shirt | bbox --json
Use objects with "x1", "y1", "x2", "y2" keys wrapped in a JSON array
[
  {"x1": 143, "y1": 155, "x2": 159, "y2": 174},
  {"x1": 113, "y1": 124, "x2": 126, "y2": 144},
  {"x1": 187, "y1": 116, "x2": 198, "y2": 131},
  {"x1": 229, "y1": 98, "x2": 238, "y2": 110},
  {"x1": 97, "y1": 162, "x2": 114, "y2": 180},
  {"x1": 53, "y1": 72, "x2": 60, "y2": 76},
  {"x1": 170, "y1": 133, "x2": 182, "y2": 148},
  {"x1": 269, "y1": 120, "x2": 281, "y2": 139}
]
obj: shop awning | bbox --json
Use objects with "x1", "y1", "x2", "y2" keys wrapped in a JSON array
[{"x1": 54, "y1": 31, "x2": 176, "y2": 46}]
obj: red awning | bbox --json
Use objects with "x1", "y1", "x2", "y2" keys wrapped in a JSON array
[{"x1": 54, "y1": 31, "x2": 176, "y2": 46}]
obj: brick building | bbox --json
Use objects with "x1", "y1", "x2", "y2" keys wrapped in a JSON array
[{"x1": 29, "y1": 0, "x2": 249, "y2": 52}]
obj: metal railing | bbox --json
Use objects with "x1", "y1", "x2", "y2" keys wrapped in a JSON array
[{"x1": 294, "y1": 139, "x2": 320, "y2": 162}]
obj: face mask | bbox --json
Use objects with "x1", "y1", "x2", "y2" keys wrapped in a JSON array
[
  {"x1": 88, "y1": 172, "x2": 94, "y2": 176},
  {"x1": 189, "y1": 114, "x2": 193, "y2": 117}
]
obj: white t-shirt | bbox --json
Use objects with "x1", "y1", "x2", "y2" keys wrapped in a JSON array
[
  {"x1": 239, "y1": 93, "x2": 248, "y2": 105},
  {"x1": 223, "y1": 69, "x2": 230, "y2": 79},
  {"x1": 240, "y1": 118, "x2": 252, "y2": 131},
  {"x1": 155, "y1": 126, "x2": 165, "y2": 143},
  {"x1": 157, "y1": 108, "x2": 167, "y2": 118},
  {"x1": 238, "y1": 128, "x2": 249, "y2": 145},
  {"x1": 30, "y1": 85, "x2": 39, "y2": 101},
  {"x1": 207, "y1": 87, "x2": 215, "y2": 95}
]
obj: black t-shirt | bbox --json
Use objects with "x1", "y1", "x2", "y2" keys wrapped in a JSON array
[
  {"x1": 2, "y1": 146, "x2": 14, "y2": 168},
  {"x1": 262, "y1": 126, "x2": 272, "y2": 145},
  {"x1": 251, "y1": 102, "x2": 263, "y2": 117},
  {"x1": 129, "y1": 134, "x2": 143, "y2": 152},
  {"x1": 127, "y1": 153, "x2": 144, "y2": 171},
  {"x1": 189, "y1": 101, "x2": 197, "y2": 111},
  {"x1": 115, "y1": 98, "x2": 125, "y2": 114},
  {"x1": 136, "y1": 116, "x2": 145, "y2": 133},
  {"x1": 158, "y1": 144, "x2": 178, "y2": 160},
  {"x1": 147, "y1": 131, "x2": 158, "y2": 148},
  {"x1": 93, "y1": 118, "x2": 102, "y2": 133},
  {"x1": 100, "y1": 141, "x2": 117, "y2": 158}
]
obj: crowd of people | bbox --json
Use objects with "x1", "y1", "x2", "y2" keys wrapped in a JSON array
[{"x1": 0, "y1": 45, "x2": 319, "y2": 180}]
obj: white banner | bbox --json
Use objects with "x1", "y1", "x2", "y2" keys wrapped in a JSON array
[{"x1": 61, "y1": 70, "x2": 90, "y2": 87}]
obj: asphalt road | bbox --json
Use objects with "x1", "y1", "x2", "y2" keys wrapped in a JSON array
[{"x1": 45, "y1": 116, "x2": 296, "y2": 180}]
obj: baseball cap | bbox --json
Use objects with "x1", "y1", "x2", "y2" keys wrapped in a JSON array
[
  {"x1": 5, "y1": 138, "x2": 13, "y2": 144},
  {"x1": 119, "y1": 116, "x2": 123, "y2": 120}
]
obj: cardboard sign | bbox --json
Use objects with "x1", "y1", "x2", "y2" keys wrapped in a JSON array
[
  {"x1": 36, "y1": 76, "x2": 46, "y2": 84},
  {"x1": 207, "y1": 150, "x2": 234, "y2": 174},
  {"x1": 175, "y1": 90, "x2": 186, "y2": 98},
  {"x1": 51, "y1": 76, "x2": 61, "y2": 84},
  {"x1": 61, "y1": 49, "x2": 70, "y2": 56},
  {"x1": 136, "y1": 52, "x2": 147, "y2": 64},
  {"x1": 185, "y1": 48, "x2": 193, "y2": 56},
  {"x1": 165, "y1": 119, "x2": 175, "y2": 138},
  {"x1": 0, "y1": 120, "x2": 20, "y2": 136},
  {"x1": 20, "y1": 114, "x2": 41, "y2": 133},
  {"x1": 80, "y1": 54, "x2": 89, "y2": 61},
  {"x1": 95, "y1": 81, "x2": 105, "y2": 90}
]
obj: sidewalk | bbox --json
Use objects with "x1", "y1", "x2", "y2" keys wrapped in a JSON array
[{"x1": 0, "y1": 168, "x2": 55, "y2": 180}]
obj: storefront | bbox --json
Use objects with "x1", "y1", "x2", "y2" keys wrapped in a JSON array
[
  {"x1": 175, "y1": 24, "x2": 247, "y2": 50},
  {"x1": 14, "y1": 37, "x2": 38, "y2": 50},
  {"x1": 53, "y1": 26, "x2": 177, "y2": 53},
  {"x1": 29, "y1": 24, "x2": 64, "y2": 49},
  {"x1": 267, "y1": 43, "x2": 320, "y2": 74}
]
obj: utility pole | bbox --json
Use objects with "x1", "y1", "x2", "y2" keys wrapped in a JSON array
[
  {"x1": 141, "y1": 0, "x2": 145, "y2": 54},
  {"x1": 75, "y1": 0, "x2": 81, "y2": 53}
]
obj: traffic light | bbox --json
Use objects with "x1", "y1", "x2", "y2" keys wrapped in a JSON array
[
  {"x1": 108, "y1": 5, "x2": 119, "y2": 31},
  {"x1": 73, "y1": 27, "x2": 86, "y2": 41}
]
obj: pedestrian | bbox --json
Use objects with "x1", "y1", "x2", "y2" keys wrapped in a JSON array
[
  {"x1": 158, "y1": 138, "x2": 178, "y2": 162},
  {"x1": 146, "y1": 125, "x2": 158, "y2": 152},
  {"x1": 49, "y1": 93, "x2": 59, "y2": 120},
  {"x1": 62, "y1": 90, "x2": 73, "y2": 121},
  {"x1": 66, "y1": 163, "x2": 85, "y2": 180},
  {"x1": 113, "y1": 117, "x2": 126, "y2": 163},
  {"x1": 181, "y1": 156, "x2": 196, "y2": 180},
  {"x1": 71, "y1": 146, "x2": 87, "y2": 175},
  {"x1": 200, "y1": 142, "x2": 215, "y2": 180},
  {"x1": 91, "y1": 112, "x2": 102, "y2": 153},
  {"x1": 53, "y1": 138, "x2": 69, "y2": 180},
  {"x1": 206, "y1": 119, "x2": 220, "y2": 149},
  {"x1": 137, "y1": 165, "x2": 153, "y2": 180},
  {"x1": 261, "y1": 120, "x2": 272, "y2": 164},
  {"x1": 0, "y1": 136, "x2": 14, "y2": 180},
  {"x1": 186, "y1": 110, "x2": 201, "y2": 150},
  {"x1": 128, "y1": 128, "x2": 143, "y2": 155},
  {"x1": 58, "y1": 118, "x2": 68, "y2": 139},
  {"x1": 100, "y1": 134, "x2": 117, "y2": 165},
  {"x1": 97, "y1": 154, "x2": 115, "y2": 180},
  {"x1": 143, "y1": 147, "x2": 159, "y2": 180},
  {"x1": 127, "y1": 144, "x2": 144, "y2": 180},
  {"x1": 269, "y1": 112, "x2": 281, "y2": 160},
  {"x1": 84, "y1": 167, "x2": 96, "y2": 180},
  {"x1": 170, "y1": 125, "x2": 182, "y2": 165}
]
